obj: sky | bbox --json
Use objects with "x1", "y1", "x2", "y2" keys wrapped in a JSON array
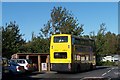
[{"x1": 2, "y1": 2, "x2": 118, "y2": 41}]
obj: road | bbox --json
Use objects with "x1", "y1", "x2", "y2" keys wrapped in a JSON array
[{"x1": 2, "y1": 66, "x2": 120, "y2": 80}]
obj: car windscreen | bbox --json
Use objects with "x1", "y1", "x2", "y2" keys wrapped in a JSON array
[{"x1": 26, "y1": 60, "x2": 33, "y2": 64}]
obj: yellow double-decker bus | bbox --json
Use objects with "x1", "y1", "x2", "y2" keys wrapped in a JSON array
[{"x1": 50, "y1": 34, "x2": 96, "y2": 72}]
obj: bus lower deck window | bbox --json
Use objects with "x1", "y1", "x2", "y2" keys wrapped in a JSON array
[{"x1": 54, "y1": 52, "x2": 67, "y2": 59}]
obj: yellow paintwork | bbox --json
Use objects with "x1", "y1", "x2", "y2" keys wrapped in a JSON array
[{"x1": 50, "y1": 34, "x2": 71, "y2": 63}]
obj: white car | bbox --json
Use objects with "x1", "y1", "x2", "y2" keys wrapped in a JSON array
[{"x1": 10, "y1": 59, "x2": 37, "y2": 72}]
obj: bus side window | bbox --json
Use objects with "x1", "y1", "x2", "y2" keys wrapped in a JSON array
[
  {"x1": 85, "y1": 55, "x2": 89, "y2": 61},
  {"x1": 74, "y1": 54, "x2": 80, "y2": 61},
  {"x1": 76, "y1": 55, "x2": 80, "y2": 61},
  {"x1": 75, "y1": 55, "x2": 77, "y2": 60},
  {"x1": 72, "y1": 38, "x2": 75, "y2": 45},
  {"x1": 81, "y1": 56, "x2": 85, "y2": 61}
]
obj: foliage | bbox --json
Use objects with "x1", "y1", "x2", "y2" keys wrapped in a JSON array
[
  {"x1": 2, "y1": 21, "x2": 25, "y2": 59},
  {"x1": 95, "y1": 23, "x2": 106, "y2": 55},
  {"x1": 0, "y1": 28, "x2": 2, "y2": 54},
  {"x1": 98, "y1": 61, "x2": 115, "y2": 66},
  {"x1": 40, "y1": 6, "x2": 84, "y2": 38},
  {"x1": 95, "y1": 23, "x2": 118, "y2": 56},
  {"x1": 103, "y1": 32, "x2": 117, "y2": 55},
  {"x1": 117, "y1": 34, "x2": 120, "y2": 55},
  {"x1": 20, "y1": 36, "x2": 50, "y2": 53}
]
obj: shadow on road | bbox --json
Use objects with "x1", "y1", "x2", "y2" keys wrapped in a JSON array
[
  {"x1": 2, "y1": 66, "x2": 118, "y2": 80},
  {"x1": 95, "y1": 66, "x2": 109, "y2": 70},
  {"x1": 2, "y1": 72, "x2": 44, "y2": 80},
  {"x1": 55, "y1": 66, "x2": 109, "y2": 74}
]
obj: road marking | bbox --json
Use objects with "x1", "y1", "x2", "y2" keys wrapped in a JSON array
[
  {"x1": 107, "y1": 70, "x2": 111, "y2": 73},
  {"x1": 102, "y1": 69, "x2": 112, "y2": 77},
  {"x1": 81, "y1": 77, "x2": 111, "y2": 80},
  {"x1": 102, "y1": 72, "x2": 107, "y2": 76},
  {"x1": 114, "y1": 72, "x2": 120, "y2": 75},
  {"x1": 112, "y1": 67, "x2": 115, "y2": 69}
]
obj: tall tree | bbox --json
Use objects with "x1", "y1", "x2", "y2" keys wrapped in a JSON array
[
  {"x1": 2, "y1": 21, "x2": 25, "y2": 58},
  {"x1": 95, "y1": 23, "x2": 106, "y2": 55},
  {"x1": 95, "y1": 23, "x2": 106, "y2": 65},
  {"x1": 103, "y1": 32, "x2": 117, "y2": 55},
  {"x1": 117, "y1": 34, "x2": 120, "y2": 55},
  {"x1": 0, "y1": 27, "x2": 2, "y2": 54},
  {"x1": 41, "y1": 6, "x2": 84, "y2": 38},
  {"x1": 23, "y1": 36, "x2": 50, "y2": 53}
]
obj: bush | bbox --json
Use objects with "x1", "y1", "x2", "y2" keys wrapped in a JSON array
[
  {"x1": 102, "y1": 61, "x2": 115, "y2": 66},
  {"x1": 97, "y1": 61, "x2": 115, "y2": 66}
]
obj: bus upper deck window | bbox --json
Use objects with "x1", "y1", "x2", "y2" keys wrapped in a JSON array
[
  {"x1": 72, "y1": 38, "x2": 75, "y2": 44},
  {"x1": 54, "y1": 36, "x2": 68, "y2": 43}
]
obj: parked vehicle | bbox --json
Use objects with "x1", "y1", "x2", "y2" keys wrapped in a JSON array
[
  {"x1": 9, "y1": 61, "x2": 25, "y2": 74},
  {"x1": 2, "y1": 58, "x2": 10, "y2": 74},
  {"x1": 2, "y1": 58, "x2": 26, "y2": 80},
  {"x1": 2, "y1": 58, "x2": 25, "y2": 74},
  {"x1": 10, "y1": 59, "x2": 37, "y2": 72}
]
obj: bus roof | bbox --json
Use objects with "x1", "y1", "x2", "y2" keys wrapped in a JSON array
[
  {"x1": 72, "y1": 35, "x2": 95, "y2": 41},
  {"x1": 52, "y1": 34, "x2": 71, "y2": 36},
  {"x1": 52, "y1": 34, "x2": 94, "y2": 41}
]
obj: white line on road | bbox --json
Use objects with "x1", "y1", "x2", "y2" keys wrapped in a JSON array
[
  {"x1": 107, "y1": 70, "x2": 111, "y2": 73},
  {"x1": 112, "y1": 67, "x2": 115, "y2": 69},
  {"x1": 81, "y1": 77, "x2": 111, "y2": 80},
  {"x1": 102, "y1": 72, "x2": 107, "y2": 76},
  {"x1": 114, "y1": 72, "x2": 120, "y2": 75},
  {"x1": 102, "y1": 69, "x2": 112, "y2": 77}
]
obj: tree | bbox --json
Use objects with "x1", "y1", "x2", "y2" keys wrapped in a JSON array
[
  {"x1": 0, "y1": 27, "x2": 2, "y2": 54},
  {"x1": 103, "y1": 32, "x2": 117, "y2": 55},
  {"x1": 95, "y1": 23, "x2": 118, "y2": 56},
  {"x1": 2, "y1": 21, "x2": 25, "y2": 58},
  {"x1": 41, "y1": 6, "x2": 84, "y2": 38},
  {"x1": 95, "y1": 23, "x2": 106, "y2": 65},
  {"x1": 95, "y1": 23, "x2": 106, "y2": 55},
  {"x1": 23, "y1": 37, "x2": 50, "y2": 53},
  {"x1": 117, "y1": 34, "x2": 120, "y2": 55}
]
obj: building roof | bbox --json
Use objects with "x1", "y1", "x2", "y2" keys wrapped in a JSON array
[{"x1": 16, "y1": 53, "x2": 49, "y2": 55}]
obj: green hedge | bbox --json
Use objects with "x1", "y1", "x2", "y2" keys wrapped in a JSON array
[{"x1": 97, "y1": 61, "x2": 116, "y2": 66}]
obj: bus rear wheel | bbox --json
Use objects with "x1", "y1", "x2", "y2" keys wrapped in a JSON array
[
  {"x1": 77, "y1": 65, "x2": 80, "y2": 73},
  {"x1": 90, "y1": 64, "x2": 93, "y2": 70}
]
